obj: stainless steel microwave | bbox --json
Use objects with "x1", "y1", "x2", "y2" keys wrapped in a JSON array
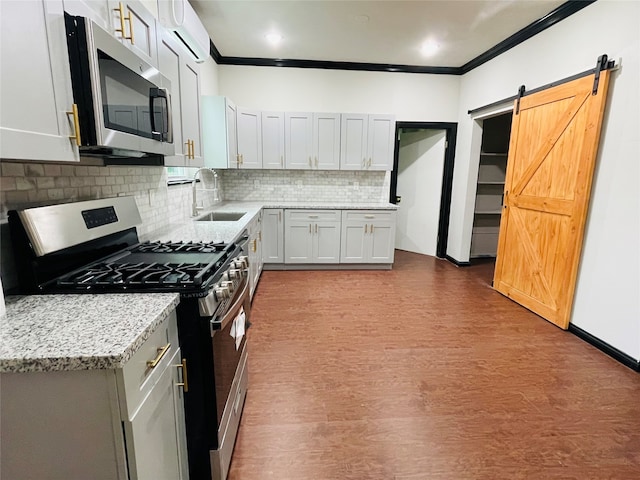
[{"x1": 64, "y1": 14, "x2": 174, "y2": 161}]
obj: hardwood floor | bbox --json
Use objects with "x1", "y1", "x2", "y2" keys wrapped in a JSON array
[{"x1": 228, "y1": 250, "x2": 640, "y2": 480}]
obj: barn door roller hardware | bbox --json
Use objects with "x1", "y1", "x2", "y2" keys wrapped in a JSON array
[
  {"x1": 468, "y1": 53, "x2": 618, "y2": 115},
  {"x1": 592, "y1": 54, "x2": 615, "y2": 95},
  {"x1": 515, "y1": 85, "x2": 526, "y2": 115}
]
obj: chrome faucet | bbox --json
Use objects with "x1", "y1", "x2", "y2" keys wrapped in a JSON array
[{"x1": 191, "y1": 168, "x2": 219, "y2": 217}]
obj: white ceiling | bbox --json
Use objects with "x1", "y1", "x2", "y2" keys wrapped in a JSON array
[{"x1": 190, "y1": 0, "x2": 568, "y2": 67}]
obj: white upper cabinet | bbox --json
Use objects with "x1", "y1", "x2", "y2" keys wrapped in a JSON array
[
  {"x1": 201, "y1": 96, "x2": 235, "y2": 169},
  {"x1": 236, "y1": 108, "x2": 262, "y2": 169},
  {"x1": 0, "y1": 0, "x2": 80, "y2": 162},
  {"x1": 367, "y1": 115, "x2": 396, "y2": 170},
  {"x1": 261, "y1": 112, "x2": 285, "y2": 169},
  {"x1": 285, "y1": 112, "x2": 313, "y2": 169},
  {"x1": 159, "y1": 29, "x2": 203, "y2": 167},
  {"x1": 313, "y1": 113, "x2": 341, "y2": 170},
  {"x1": 340, "y1": 114, "x2": 368, "y2": 170},
  {"x1": 341, "y1": 114, "x2": 396, "y2": 171},
  {"x1": 179, "y1": 55, "x2": 203, "y2": 166},
  {"x1": 64, "y1": 0, "x2": 158, "y2": 67},
  {"x1": 110, "y1": 0, "x2": 158, "y2": 67}
]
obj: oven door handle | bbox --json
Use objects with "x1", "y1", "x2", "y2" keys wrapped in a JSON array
[{"x1": 210, "y1": 278, "x2": 249, "y2": 334}]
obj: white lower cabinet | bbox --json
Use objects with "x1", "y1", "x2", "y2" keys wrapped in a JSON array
[
  {"x1": 262, "y1": 208, "x2": 284, "y2": 263},
  {"x1": 341, "y1": 210, "x2": 397, "y2": 263},
  {"x1": 248, "y1": 210, "x2": 264, "y2": 298},
  {"x1": 284, "y1": 210, "x2": 341, "y2": 263},
  {"x1": 0, "y1": 310, "x2": 188, "y2": 480}
]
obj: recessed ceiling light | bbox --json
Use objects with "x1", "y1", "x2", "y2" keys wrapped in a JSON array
[
  {"x1": 265, "y1": 32, "x2": 283, "y2": 46},
  {"x1": 420, "y1": 40, "x2": 440, "y2": 57}
]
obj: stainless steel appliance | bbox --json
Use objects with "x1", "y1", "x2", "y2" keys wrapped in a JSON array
[
  {"x1": 8, "y1": 197, "x2": 249, "y2": 480},
  {"x1": 64, "y1": 14, "x2": 173, "y2": 162}
]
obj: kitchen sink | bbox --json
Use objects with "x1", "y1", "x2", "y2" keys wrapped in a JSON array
[{"x1": 195, "y1": 211, "x2": 246, "y2": 222}]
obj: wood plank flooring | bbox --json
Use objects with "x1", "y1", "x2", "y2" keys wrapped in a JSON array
[{"x1": 228, "y1": 250, "x2": 640, "y2": 480}]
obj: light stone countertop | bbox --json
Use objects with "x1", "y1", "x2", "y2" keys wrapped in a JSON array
[
  {"x1": 0, "y1": 293, "x2": 180, "y2": 373},
  {"x1": 151, "y1": 201, "x2": 398, "y2": 244}
]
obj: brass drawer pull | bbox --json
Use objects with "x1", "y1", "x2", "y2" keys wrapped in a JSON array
[
  {"x1": 146, "y1": 343, "x2": 170, "y2": 368},
  {"x1": 66, "y1": 104, "x2": 81, "y2": 146},
  {"x1": 175, "y1": 358, "x2": 189, "y2": 392}
]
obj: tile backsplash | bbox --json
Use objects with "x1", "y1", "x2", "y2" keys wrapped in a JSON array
[{"x1": 220, "y1": 169, "x2": 390, "y2": 203}]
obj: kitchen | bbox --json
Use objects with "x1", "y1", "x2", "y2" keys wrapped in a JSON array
[{"x1": 1, "y1": 0, "x2": 639, "y2": 479}]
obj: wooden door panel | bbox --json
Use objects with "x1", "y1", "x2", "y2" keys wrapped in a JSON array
[{"x1": 494, "y1": 71, "x2": 610, "y2": 329}]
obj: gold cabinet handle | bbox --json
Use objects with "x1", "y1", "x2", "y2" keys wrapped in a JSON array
[
  {"x1": 252, "y1": 238, "x2": 257, "y2": 252},
  {"x1": 146, "y1": 343, "x2": 171, "y2": 368},
  {"x1": 114, "y1": 2, "x2": 133, "y2": 42},
  {"x1": 184, "y1": 140, "x2": 191, "y2": 157},
  {"x1": 236, "y1": 154, "x2": 241, "y2": 167},
  {"x1": 190, "y1": 139, "x2": 196, "y2": 159},
  {"x1": 66, "y1": 104, "x2": 81, "y2": 146},
  {"x1": 240, "y1": 154, "x2": 244, "y2": 165},
  {"x1": 175, "y1": 358, "x2": 189, "y2": 392},
  {"x1": 365, "y1": 224, "x2": 368, "y2": 234},
  {"x1": 368, "y1": 158, "x2": 372, "y2": 168},
  {"x1": 371, "y1": 224, "x2": 375, "y2": 233},
  {"x1": 309, "y1": 224, "x2": 311, "y2": 234}
]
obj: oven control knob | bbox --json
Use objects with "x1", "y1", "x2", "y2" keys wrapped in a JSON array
[
  {"x1": 221, "y1": 271, "x2": 230, "y2": 282},
  {"x1": 215, "y1": 285, "x2": 231, "y2": 300},
  {"x1": 235, "y1": 256, "x2": 249, "y2": 269},
  {"x1": 221, "y1": 281, "x2": 235, "y2": 293},
  {"x1": 228, "y1": 268, "x2": 242, "y2": 279}
]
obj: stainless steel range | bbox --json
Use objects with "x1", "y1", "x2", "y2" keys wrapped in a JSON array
[{"x1": 8, "y1": 197, "x2": 250, "y2": 480}]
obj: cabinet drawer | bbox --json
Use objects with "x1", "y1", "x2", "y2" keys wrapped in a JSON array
[
  {"x1": 119, "y1": 309, "x2": 179, "y2": 419},
  {"x1": 342, "y1": 210, "x2": 395, "y2": 223},
  {"x1": 286, "y1": 210, "x2": 340, "y2": 222}
]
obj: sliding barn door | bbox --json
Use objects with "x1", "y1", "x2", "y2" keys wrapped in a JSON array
[{"x1": 493, "y1": 70, "x2": 611, "y2": 329}]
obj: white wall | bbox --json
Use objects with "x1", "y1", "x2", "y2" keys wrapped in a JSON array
[
  {"x1": 448, "y1": 0, "x2": 640, "y2": 359},
  {"x1": 217, "y1": 66, "x2": 460, "y2": 121},
  {"x1": 200, "y1": 56, "x2": 220, "y2": 95}
]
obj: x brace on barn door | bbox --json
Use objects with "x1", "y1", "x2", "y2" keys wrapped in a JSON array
[{"x1": 467, "y1": 54, "x2": 617, "y2": 116}]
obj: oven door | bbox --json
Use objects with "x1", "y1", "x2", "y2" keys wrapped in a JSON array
[
  {"x1": 65, "y1": 14, "x2": 174, "y2": 156},
  {"x1": 211, "y1": 276, "x2": 250, "y2": 428}
]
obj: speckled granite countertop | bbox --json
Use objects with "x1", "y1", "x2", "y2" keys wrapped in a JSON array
[
  {"x1": 0, "y1": 293, "x2": 180, "y2": 373},
  {"x1": 151, "y1": 201, "x2": 397, "y2": 244}
]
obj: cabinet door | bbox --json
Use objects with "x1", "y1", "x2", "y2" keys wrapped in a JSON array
[
  {"x1": 201, "y1": 96, "x2": 231, "y2": 169},
  {"x1": 226, "y1": 100, "x2": 239, "y2": 168},
  {"x1": 340, "y1": 114, "x2": 368, "y2": 170},
  {"x1": 313, "y1": 113, "x2": 341, "y2": 170},
  {"x1": 0, "y1": 0, "x2": 80, "y2": 162},
  {"x1": 262, "y1": 112, "x2": 285, "y2": 169},
  {"x1": 285, "y1": 112, "x2": 313, "y2": 169},
  {"x1": 158, "y1": 30, "x2": 185, "y2": 166},
  {"x1": 340, "y1": 220, "x2": 367, "y2": 263},
  {"x1": 237, "y1": 108, "x2": 262, "y2": 169},
  {"x1": 180, "y1": 55, "x2": 203, "y2": 167},
  {"x1": 126, "y1": 348, "x2": 188, "y2": 480},
  {"x1": 108, "y1": 0, "x2": 158, "y2": 67},
  {"x1": 367, "y1": 115, "x2": 395, "y2": 170},
  {"x1": 262, "y1": 209, "x2": 284, "y2": 263},
  {"x1": 369, "y1": 220, "x2": 396, "y2": 263},
  {"x1": 284, "y1": 218, "x2": 313, "y2": 263},
  {"x1": 313, "y1": 221, "x2": 341, "y2": 263}
]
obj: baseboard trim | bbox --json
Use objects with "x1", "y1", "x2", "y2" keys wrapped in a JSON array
[
  {"x1": 568, "y1": 324, "x2": 640, "y2": 372},
  {"x1": 263, "y1": 263, "x2": 392, "y2": 271},
  {"x1": 445, "y1": 255, "x2": 471, "y2": 267}
]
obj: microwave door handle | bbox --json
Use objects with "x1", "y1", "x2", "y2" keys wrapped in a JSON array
[{"x1": 149, "y1": 87, "x2": 171, "y2": 142}]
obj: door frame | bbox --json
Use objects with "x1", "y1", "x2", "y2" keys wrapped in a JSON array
[{"x1": 389, "y1": 122, "x2": 458, "y2": 259}]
